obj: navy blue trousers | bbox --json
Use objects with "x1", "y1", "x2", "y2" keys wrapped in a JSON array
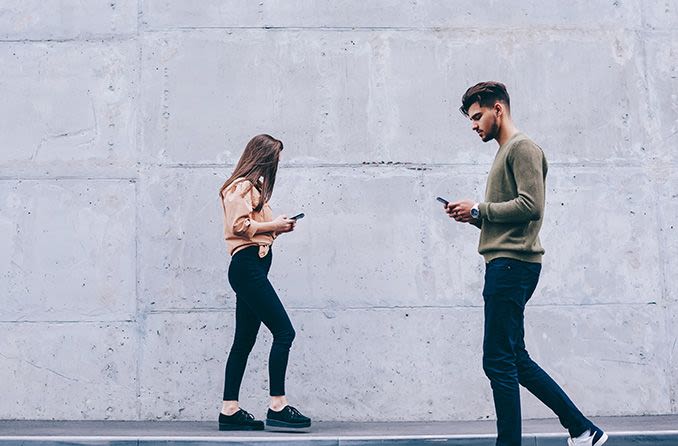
[{"x1": 482, "y1": 257, "x2": 591, "y2": 446}]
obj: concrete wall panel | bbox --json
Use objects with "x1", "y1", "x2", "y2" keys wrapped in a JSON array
[
  {"x1": 660, "y1": 168, "x2": 677, "y2": 304},
  {"x1": 138, "y1": 308, "x2": 490, "y2": 422},
  {"x1": 421, "y1": 168, "x2": 493, "y2": 307},
  {"x1": 669, "y1": 303, "x2": 678, "y2": 413},
  {"x1": 0, "y1": 322, "x2": 138, "y2": 419},
  {"x1": 142, "y1": 1, "x2": 641, "y2": 30},
  {"x1": 538, "y1": 167, "x2": 662, "y2": 305},
  {"x1": 0, "y1": 1, "x2": 137, "y2": 40},
  {"x1": 644, "y1": 32, "x2": 678, "y2": 164},
  {"x1": 139, "y1": 302, "x2": 669, "y2": 421},
  {"x1": 0, "y1": 180, "x2": 136, "y2": 322},
  {"x1": 139, "y1": 166, "x2": 439, "y2": 311},
  {"x1": 137, "y1": 167, "x2": 231, "y2": 312},
  {"x1": 141, "y1": 30, "x2": 647, "y2": 166},
  {"x1": 0, "y1": 41, "x2": 138, "y2": 173},
  {"x1": 643, "y1": 3, "x2": 678, "y2": 31},
  {"x1": 138, "y1": 311, "x2": 227, "y2": 421},
  {"x1": 520, "y1": 304, "x2": 673, "y2": 418},
  {"x1": 270, "y1": 168, "x2": 428, "y2": 308}
]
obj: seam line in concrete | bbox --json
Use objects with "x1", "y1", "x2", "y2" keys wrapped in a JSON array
[
  {"x1": 133, "y1": 174, "x2": 142, "y2": 421},
  {"x1": 158, "y1": 162, "x2": 660, "y2": 169},
  {"x1": 0, "y1": 164, "x2": 672, "y2": 179},
  {"x1": 0, "y1": 36, "x2": 138, "y2": 43},
  {"x1": 0, "y1": 177, "x2": 138, "y2": 181},
  {"x1": 0, "y1": 320, "x2": 136, "y2": 324},
  {"x1": 146, "y1": 306, "x2": 485, "y2": 314},
  {"x1": 135, "y1": 0, "x2": 144, "y2": 421},
  {"x1": 140, "y1": 26, "x2": 671, "y2": 33},
  {"x1": 144, "y1": 302, "x2": 659, "y2": 314}
]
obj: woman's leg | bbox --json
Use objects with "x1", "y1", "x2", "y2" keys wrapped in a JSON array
[
  {"x1": 231, "y1": 251, "x2": 310, "y2": 431},
  {"x1": 222, "y1": 294, "x2": 262, "y2": 409},
  {"x1": 237, "y1": 274, "x2": 295, "y2": 401}
]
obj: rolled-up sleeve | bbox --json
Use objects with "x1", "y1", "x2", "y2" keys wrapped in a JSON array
[{"x1": 223, "y1": 182, "x2": 258, "y2": 239}]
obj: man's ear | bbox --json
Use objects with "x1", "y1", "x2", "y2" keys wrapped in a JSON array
[{"x1": 494, "y1": 102, "x2": 503, "y2": 117}]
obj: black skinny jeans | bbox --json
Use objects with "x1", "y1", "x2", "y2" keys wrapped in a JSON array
[
  {"x1": 223, "y1": 246, "x2": 296, "y2": 400},
  {"x1": 483, "y1": 257, "x2": 591, "y2": 446}
]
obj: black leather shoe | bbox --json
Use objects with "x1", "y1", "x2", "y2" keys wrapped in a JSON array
[
  {"x1": 218, "y1": 409, "x2": 264, "y2": 431},
  {"x1": 266, "y1": 405, "x2": 311, "y2": 432}
]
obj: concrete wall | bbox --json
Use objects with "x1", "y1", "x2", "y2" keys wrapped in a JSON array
[{"x1": 0, "y1": 1, "x2": 676, "y2": 421}]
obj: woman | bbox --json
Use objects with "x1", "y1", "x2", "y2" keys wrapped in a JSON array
[{"x1": 218, "y1": 134, "x2": 311, "y2": 432}]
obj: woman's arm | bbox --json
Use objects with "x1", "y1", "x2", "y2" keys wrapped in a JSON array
[{"x1": 251, "y1": 215, "x2": 296, "y2": 235}]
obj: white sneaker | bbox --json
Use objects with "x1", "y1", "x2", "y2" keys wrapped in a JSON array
[
  {"x1": 568, "y1": 430, "x2": 593, "y2": 446},
  {"x1": 568, "y1": 427, "x2": 608, "y2": 446}
]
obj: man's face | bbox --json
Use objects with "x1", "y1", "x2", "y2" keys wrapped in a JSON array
[{"x1": 467, "y1": 102, "x2": 499, "y2": 142}]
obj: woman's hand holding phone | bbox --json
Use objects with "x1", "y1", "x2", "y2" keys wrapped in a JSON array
[{"x1": 272, "y1": 214, "x2": 296, "y2": 233}]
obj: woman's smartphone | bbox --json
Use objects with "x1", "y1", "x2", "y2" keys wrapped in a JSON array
[
  {"x1": 291, "y1": 213, "x2": 305, "y2": 220},
  {"x1": 436, "y1": 197, "x2": 449, "y2": 206}
]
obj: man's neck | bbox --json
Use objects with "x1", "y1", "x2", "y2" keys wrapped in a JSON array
[{"x1": 495, "y1": 120, "x2": 519, "y2": 147}]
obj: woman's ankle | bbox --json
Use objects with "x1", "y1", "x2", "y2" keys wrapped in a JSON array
[
  {"x1": 221, "y1": 400, "x2": 240, "y2": 416},
  {"x1": 269, "y1": 395, "x2": 288, "y2": 411}
]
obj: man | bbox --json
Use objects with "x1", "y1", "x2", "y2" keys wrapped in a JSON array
[{"x1": 447, "y1": 81, "x2": 607, "y2": 446}]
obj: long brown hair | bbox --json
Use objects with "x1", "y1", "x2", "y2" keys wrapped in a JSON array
[{"x1": 219, "y1": 134, "x2": 283, "y2": 211}]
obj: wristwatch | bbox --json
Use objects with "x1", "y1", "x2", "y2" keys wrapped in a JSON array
[{"x1": 470, "y1": 203, "x2": 480, "y2": 219}]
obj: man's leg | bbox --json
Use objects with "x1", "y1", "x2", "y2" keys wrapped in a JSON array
[
  {"x1": 515, "y1": 263, "x2": 591, "y2": 438},
  {"x1": 482, "y1": 258, "x2": 526, "y2": 446},
  {"x1": 516, "y1": 349, "x2": 590, "y2": 437}
]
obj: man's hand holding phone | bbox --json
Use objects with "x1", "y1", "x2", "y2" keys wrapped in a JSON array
[
  {"x1": 449, "y1": 200, "x2": 475, "y2": 222},
  {"x1": 438, "y1": 196, "x2": 478, "y2": 225}
]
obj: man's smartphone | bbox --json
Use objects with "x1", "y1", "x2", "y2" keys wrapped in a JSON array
[
  {"x1": 291, "y1": 213, "x2": 305, "y2": 221},
  {"x1": 436, "y1": 197, "x2": 449, "y2": 206}
]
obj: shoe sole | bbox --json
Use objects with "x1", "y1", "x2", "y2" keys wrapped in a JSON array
[
  {"x1": 219, "y1": 423, "x2": 264, "y2": 431},
  {"x1": 265, "y1": 419, "x2": 311, "y2": 433},
  {"x1": 593, "y1": 432, "x2": 608, "y2": 446}
]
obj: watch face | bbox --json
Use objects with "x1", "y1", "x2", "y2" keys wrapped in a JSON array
[{"x1": 471, "y1": 208, "x2": 479, "y2": 218}]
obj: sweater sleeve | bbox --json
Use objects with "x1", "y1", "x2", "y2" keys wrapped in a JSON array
[
  {"x1": 222, "y1": 181, "x2": 259, "y2": 238},
  {"x1": 478, "y1": 140, "x2": 545, "y2": 223}
]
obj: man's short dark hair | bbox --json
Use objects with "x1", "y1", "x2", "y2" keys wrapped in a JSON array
[{"x1": 459, "y1": 81, "x2": 510, "y2": 116}]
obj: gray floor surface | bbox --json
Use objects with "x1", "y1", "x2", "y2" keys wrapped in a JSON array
[{"x1": 0, "y1": 415, "x2": 676, "y2": 445}]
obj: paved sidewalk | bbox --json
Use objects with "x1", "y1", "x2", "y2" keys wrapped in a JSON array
[{"x1": 0, "y1": 415, "x2": 676, "y2": 445}]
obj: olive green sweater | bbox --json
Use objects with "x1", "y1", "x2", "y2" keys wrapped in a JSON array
[{"x1": 477, "y1": 132, "x2": 548, "y2": 263}]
